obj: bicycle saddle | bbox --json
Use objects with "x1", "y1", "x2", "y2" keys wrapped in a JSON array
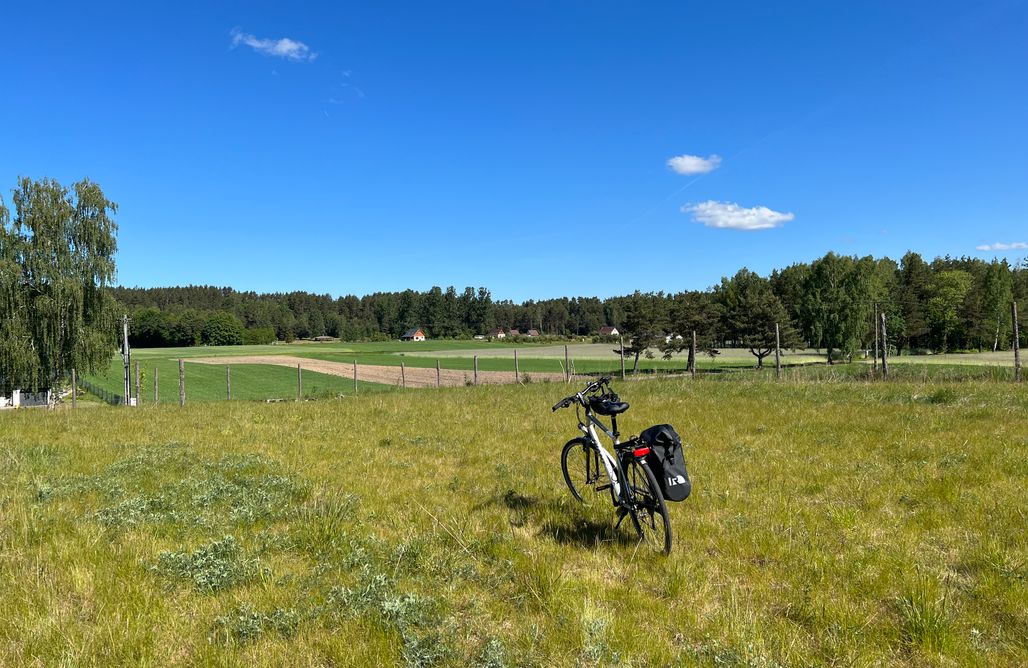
[{"x1": 589, "y1": 395, "x2": 629, "y2": 416}]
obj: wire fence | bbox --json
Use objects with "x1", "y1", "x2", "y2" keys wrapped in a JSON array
[
  {"x1": 63, "y1": 302, "x2": 1023, "y2": 408},
  {"x1": 78, "y1": 377, "x2": 124, "y2": 406}
]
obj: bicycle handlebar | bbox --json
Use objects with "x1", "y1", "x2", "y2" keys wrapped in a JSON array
[
  {"x1": 551, "y1": 376, "x2": 613, "y2": 411},
  {"x1": 551, "y1": 397, "x2": 575, "y2": 411}
]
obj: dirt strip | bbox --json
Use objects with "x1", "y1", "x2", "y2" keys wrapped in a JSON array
[{"x1": 186, "y1": 355, "x2": 569, "y2": 388}]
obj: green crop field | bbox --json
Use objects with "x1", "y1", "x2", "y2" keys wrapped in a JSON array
[
  {"x1": 82, "y1": 342, "x2": 836, "y2": 402},
  {"x1": 85, "y1": 358, "x2": 392, "y2": 403},
  {"x1": 2, "y1": 377, "x2": 1025, "y2": 666},
  {"x1": 83, "y1": 342, "x2": 1023, "y2": 402}
]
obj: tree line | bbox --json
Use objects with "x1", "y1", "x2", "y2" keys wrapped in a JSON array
[
  {"x1": 114, "y1": 252, "x2": 1028, "y2": 364},
  {"x1": 7, "y1": 175, "x2": 1024, "y2": 393}
]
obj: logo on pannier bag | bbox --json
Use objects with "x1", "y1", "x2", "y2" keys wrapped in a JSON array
[{"x1": 667, "y1": 475, "x2": 687, "y2": 487}]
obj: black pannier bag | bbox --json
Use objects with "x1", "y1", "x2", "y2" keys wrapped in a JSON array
[{"x1": 639, "y1": 424, "x2": 691, "y2": 502}]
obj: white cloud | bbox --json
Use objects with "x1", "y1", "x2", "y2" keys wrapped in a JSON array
[
  {"x1": 667, "y1": 154, "x2": 722, "y2": 175},
  {"x1": 976, "y1": 241, "x2": 1028, "y2": 251},
  {"x1": 230, "y1": 28, "x2": 317, "y2": 62},
  {"x1": 682, "y1": 200, "x2": 794, "y2": 231}
]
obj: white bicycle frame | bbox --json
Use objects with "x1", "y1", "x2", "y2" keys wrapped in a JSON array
[{"x1": 580, "y1": 412, "x2": 622, "y2": 498}]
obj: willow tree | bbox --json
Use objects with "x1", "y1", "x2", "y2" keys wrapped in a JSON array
[{"x1": 0, "y1": 177, "x2": 118, "y2": 394}]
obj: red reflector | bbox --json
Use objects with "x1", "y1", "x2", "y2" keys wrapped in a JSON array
[{"x1": 633, "y1": 447, "x2": 650, "y2": 457}]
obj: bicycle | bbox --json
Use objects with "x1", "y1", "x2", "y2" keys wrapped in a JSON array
[{"x1": 552, "y1": 376, "x2": 672, "y2": 554}]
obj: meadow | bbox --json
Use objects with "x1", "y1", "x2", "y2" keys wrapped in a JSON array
[{"x1": 1, "y1": 376, "x2": 1025, "y2": 666}]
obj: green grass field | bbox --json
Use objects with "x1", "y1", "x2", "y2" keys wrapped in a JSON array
[
  {"x1": 2, "y1": 377, "x2": 1025, "y2": 665},
  {"x1": 82, "y1": 342, "x2": 835, "y2": 402},
  {"x1": 82, "y1": 342, "x2": 1022, "y2": 403},
  {"x1": 85, "y1": 358, "x2": 392, "y2": 403}
]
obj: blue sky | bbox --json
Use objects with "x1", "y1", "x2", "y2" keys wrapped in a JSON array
[{"x1": 3, "y1": 1, "x2": 1026, "y2": 301}]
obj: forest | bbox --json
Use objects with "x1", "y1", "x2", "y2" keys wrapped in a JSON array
[{"x1": 113, "y1": 252, "x2": 1028, "y2": 358}]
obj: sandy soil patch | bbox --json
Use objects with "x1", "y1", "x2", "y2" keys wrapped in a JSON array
[{"x1": 186, "y1": 355, "x2": 569, "y2": 388}]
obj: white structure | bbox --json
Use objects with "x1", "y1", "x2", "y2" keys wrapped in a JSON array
[
  {"x1": 401, "y1": 327, "x2": 427, "y2": 342},
  {"x1": 1, "y1": 389, "x2": 53, "y2": 409}
]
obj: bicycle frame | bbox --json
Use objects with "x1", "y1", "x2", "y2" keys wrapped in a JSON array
[{"x1": 578, "y1": 408, "x2": 633, "y2": 505}]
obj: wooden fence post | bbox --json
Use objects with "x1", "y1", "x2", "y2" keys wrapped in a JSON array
[
  {"x1": 178, "y1": 359, "x2": 185, "y2": 407},
  {"x1": 564, "y1": 345, "x2": 570, "y2": 383},
  {"x1": 514, "y1": 349, "x2": 519, "y2": 382},
  {"x1": 873, "y1": 303, "x2": 879, "y2": 374},
  {"x1": 1014, "y1": 301, "x2": 1022, "y2": 383},
  {"x1": 436, "y1": 360, "x2": 441, "y2": 388},
  {"x1": 401, "y1": 362, "x2": 406, "y2": 388},
  {"x1": 154, "y1": 367, "x2": 159, "y2": 404},
  {"x1": 774, "y1": 323, "x2": 781, "y2": 381},
  {"x1": 880, "y1": 313, "x2": 889, "y2": 379},
  {"x1": 297, "y1": 364, "x2": 302, "y2": 401},
  {"x1": 134, "y1": 361, "x2": 140, "y2": 405},
  {"x1": 619, "y1": 335, "x2": 626, "y2": 380},
  {"x1": 71, "y1": 369, "x2": 77, "y2": 409},
  {"x1": 691, "y1": 331, "x2": 697, "y2": 380},
  {"x1": 353, "y1": 360, "x2": 358, "y2": 394},
  {"x1": 226, "y1": 365, "x2": 232, "y2": 400},
  {"x1": 474, "y1": 356, "x2": 478, "y2": 385}
]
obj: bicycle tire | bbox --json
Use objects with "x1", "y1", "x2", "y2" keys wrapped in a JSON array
[
  {"x1": 561, "y1": 438, "x2": 614, "y2": 506},
  {"x1": 623, "y1": 457, "x2": 672, "y2": 555}
]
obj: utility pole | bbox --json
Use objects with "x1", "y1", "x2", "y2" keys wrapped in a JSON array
[{"x1": 121, "y1": 315, "x2": 131, "y2": 405}]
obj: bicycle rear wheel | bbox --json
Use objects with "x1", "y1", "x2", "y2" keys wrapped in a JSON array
[
  {"x1": 623, "y1": 458, "x2": 672, "y2": 555},
  {"x1": 561, "y1": 438, "x2": 611, "y2": 506}
]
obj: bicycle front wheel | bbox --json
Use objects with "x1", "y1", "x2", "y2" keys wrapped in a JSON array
[
  {"x1": 624, "y1": 458, "x2": 672, "y2": 555},
  {"x1": 561, "y1": 438, "x2": 610, "y2": 506}
]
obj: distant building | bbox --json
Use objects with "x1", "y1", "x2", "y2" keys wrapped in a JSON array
[
  {"x1": 526, "y1": 329, "x2": 540, "y2": 337},
  {"x1": 313, "y1": 335, "x2": 335, "y2": 342},
  {"x1": 488, "y1": 328, "x2": 506, "y2": 339},
  {"x1": 665, "y1": 333, "x2": 684, "y2": 343},
  {"x1": 598, "y1": 326, "x2": 620, "y2": 337},
  {"x1": 509, "y1": 328, "x2": 521, "y2": 336},
  {"x1": 401, "y1": 327, "x2": 427, "y2": 342}
]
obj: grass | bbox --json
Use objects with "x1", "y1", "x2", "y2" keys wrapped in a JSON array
[
  {"x1": 2, "y1": 377, "x2": 1026, "y2": 665},
  {"x1": 84, "y1": 358, "x2": 393, "y2": 403},
  {"x1": 84, "y1": 341, "x2": 1023, "y2": 401},
  {"x1": 82, "y1": 343, "x2": 831, "y2": 401}
]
